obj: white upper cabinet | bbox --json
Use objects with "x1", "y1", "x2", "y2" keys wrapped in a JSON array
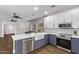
[
  {"x1": 53, "y1": 15, "x2": 59, "y2": 28},
  {"x1": 70, "y1": 8, "x2": 79, "y2": 28},
  {"x1": 44, "y1": 16, "x2": 53, "y2": 28},
  {"x1": 44, "y1": 11, "x2": 73, "y2": 29},
  {"x1": 61, "y1": 12, "x2": 72, "y2": 23},
  {"x1": 44, "y1": 15, "x2": 58, "y2": 28},
  {"x1": 62, "y1": 8, "x2": 79, "y2": 28},
  {"x1": 44, "y1": 7, "x2": 79, "y2": 29}
]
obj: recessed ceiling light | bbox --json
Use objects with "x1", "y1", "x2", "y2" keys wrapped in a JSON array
[
  {"x1": 34, "y1": 7, "x2": 38, "y2": 11},
  {"x1": 45, "y1": 11, "x2": 48, "y2": 15}
]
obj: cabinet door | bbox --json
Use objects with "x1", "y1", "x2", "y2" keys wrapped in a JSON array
[
  {"x1": 62, "y1": 12, "x2": 72, "y2": 23},
  {"x1": 49, "y1": 34, "x2": 56, "y2": 45},
  {"x1": 33, "y1": 38, "x2": 48, "y2": 50},
  {"x1": 44, "y1": 34, "x2": 49, "y2": 42},
  {"x1": 15, "y1": 40, "x2": 23, "y2": 54},
  {"x1": 72, "y1": 13, "x2": 79, "y2": 28},
  {"x1": 53, "y1": 15, "x2": 59, "y2": 28},
  {"x1": 44, "y1": 16, "x2": 54, "y2": 28},
  {"x1": 71, "y1": 37, "x2": 79, "y2": 53}
]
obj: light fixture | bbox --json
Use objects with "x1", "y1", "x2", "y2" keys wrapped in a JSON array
[
  {"x1": 45, "y1": 11, "x2": 48, "y2": 15},
  {"x1": 34, "y1": 7, "x2": 38, "y2": 11}
]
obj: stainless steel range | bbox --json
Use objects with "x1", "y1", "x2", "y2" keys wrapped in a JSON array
[{"x1": 57, "y1": 33, "x2": 72, "y2": 52}]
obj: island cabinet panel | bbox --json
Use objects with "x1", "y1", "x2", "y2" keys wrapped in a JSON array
[
  {"x1": 33, "y1": 36, "x2": 48, "y2": 50},
  {"x1": 71, "y1": 37, "x2": 79, "y2": 54},
  {"x1": 15, "y1": 38, "x2": 34, "y2": 54},
  {"x1": 48, "y1": 34, "x2": 57, "y2": 45}
]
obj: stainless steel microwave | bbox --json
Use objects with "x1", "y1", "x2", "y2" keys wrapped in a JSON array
[{"x1": 58, "y1": 23, "x2": 72, "y2": 29}]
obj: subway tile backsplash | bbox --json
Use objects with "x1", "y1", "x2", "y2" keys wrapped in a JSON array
[{"x1": 44, "y1": 28, "x2": 79, "y2": 36}]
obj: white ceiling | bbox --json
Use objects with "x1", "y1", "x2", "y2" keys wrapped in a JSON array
[{"x1": 0, "y1": 5, "x2": 78, "y2": 22}]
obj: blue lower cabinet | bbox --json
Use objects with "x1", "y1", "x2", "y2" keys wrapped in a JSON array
[
  {"x1": 44, "y1": 34, "x2": 49, "y2": 43},
  {"x1": 48, "y1": 34, "x2": 56, "y2": 45},
  {"x1": 33, "y1": 38, "x2": 48, "y2": 50},
  {"x1": 71, "y1": 37, "x2": 79, "y2": 54},
  {"x1": 15, "y1": 34, "x2": 57, "y2": 53},
  {"x1": 15, "y1": 40, "x2": 23, "y2": 54}
]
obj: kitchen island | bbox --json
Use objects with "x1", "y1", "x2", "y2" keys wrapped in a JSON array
[{"x1": 12, "y1": 32, "x2": 45, "y2": 54}]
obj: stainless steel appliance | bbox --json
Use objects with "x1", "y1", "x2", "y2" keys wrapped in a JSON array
[
  {"x1": 22, "y1": 37, "x2": 34, "y2": 54},
  {"x1": 57, "y1": 38, "x2": 71, "y2": 50},
  {"x1": 58, "y1": 23, "x2": 72, "y2": 29},
  {"x1": 57, "y1": 34, "x2": 72, "y2": 52}
]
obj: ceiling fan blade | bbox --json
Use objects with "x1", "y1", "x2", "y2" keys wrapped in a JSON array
[
  {"x1": 19, "y1": 17, "x2": 23, "y2": 19},
  {"x1": 10, "y1": 18, "x2": 17, "y2": 22},
  {"x1": 12, "y1": 13, "x2": 23, "y2": 19}
]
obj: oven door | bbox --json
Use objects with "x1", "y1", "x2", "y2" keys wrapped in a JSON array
[{"x1": 57, "y1": 38, "x2": 71, "y2": 50}]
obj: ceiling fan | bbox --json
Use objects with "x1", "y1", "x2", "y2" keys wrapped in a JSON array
[{"x1": 10, "y1": 13, "x2": 23, "y2": 22}]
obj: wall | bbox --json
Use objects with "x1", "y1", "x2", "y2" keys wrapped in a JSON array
[
  {"x1": 13, "y1": 22, "x2": 30, "y2": 35},
  {"x1": 31, "y1": 18, "x2": 44, "y2": 24},
  {"x1": 2, "y1": 18, "x2": 43, "y2": 35},
  {"x1": 25, "y1": 22, "x2": 30, "y2": 32},
  {"x1": 0, "y1": 22, "x2": 3, "y2": 37},
  {"x1": 3, "y1": 22, "x2": 30, "y2": 35},
  {"x1": 4, "y1": 23, "x2": 15, "y2": 34},
  {"x1": 44, "y1": 7, "x2": 79, "y2": 35},
  {"x1": 15, "y1": 22, "x2": 26, "y2": 34},
  {"x1": 30, "y1": 18, "x2": 44, "y2": 32}
]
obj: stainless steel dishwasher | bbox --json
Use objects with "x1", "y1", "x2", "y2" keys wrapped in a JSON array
[{"x1": 22, "y1": 37, "x2": 34, "y2": 54}]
